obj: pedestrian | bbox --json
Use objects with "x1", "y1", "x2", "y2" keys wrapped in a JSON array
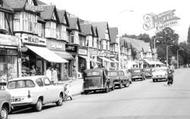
[
  {"x1": 167, "y1": 66, "x2": 174, "y2": 86},
  {"x1": 30, "y1": 65, "x2": 36, "y2": 76},
  {"x1": 52, "y1": 67, "x2": 58, "y2": 84},
  {"x1": 46, "y1": 67, "x2": 52, "y2": 81}
]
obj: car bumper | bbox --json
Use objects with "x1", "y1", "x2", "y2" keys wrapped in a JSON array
[{"x1": 11, "y1": 98, "x2": 34, "y2": 108}]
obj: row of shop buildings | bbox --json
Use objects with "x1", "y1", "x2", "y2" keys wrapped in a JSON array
[
  {"x1": 0, "y1": 0, "x2": 122, "y2": 81},
  {"x1": 0, "y1": 0, "x2": 157, "y2": 82}
]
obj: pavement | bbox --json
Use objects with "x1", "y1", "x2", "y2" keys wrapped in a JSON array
[{"x1": 9, "y1": 68, "x2": 190, "y2": 119}]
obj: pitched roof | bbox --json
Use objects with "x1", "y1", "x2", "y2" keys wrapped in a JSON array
[
  {"x1": 0, "y1": 0, "x2": 13, "y2": 12},
  {"x1": 6, "y1": 0, "x2": 38, "y2": 10},
  {"x1": 57, "y1": 10, "x2": 68, "y2": 25},
  {"x1": 80, "y1": 24, "x2": 93, "y2": 36},
  {"x1": 36, "y1": 0, "x2": 46, "y2": 5},
  {"x1": 123, "y1": 37, "x2": 151, "y2": 52},
  {"x1": 92, "y1": 22, "x2": 109, "y2": 40},
  {"x1": 6, "y1": 0, "x2": 26, "y2": 9},
  {"x1": 109, "y1": 27, "x2": 118, "y2": 44},
  {"x1": 67, "y1": 17, "x2": 80, "y2": 31},
  {"x1": 40, "y1": 5, "x2": 59, "y2": 22}
]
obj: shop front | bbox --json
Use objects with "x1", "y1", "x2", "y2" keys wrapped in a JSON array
[
  {"x1": 47, "y1": 39, "x2": 73, "y2": 81},
  {"x1": 65, "y1": 44, "x2": 78, "y2": 78},
  {"x1": 98, "y1": 50, "x2": 112, "y2": 69},
  {"x1": 0, "y1": 34, "x2": 20, "y2": 82},
  {"x1": 19, "y1": 33, "x2": 67, "y2": 77},
  {"x1": 89, "y1": 48, "x2": 99, "y2": 69},
  {"x1": 78, "y1": 46, "x2": 88, "y2": 75}
]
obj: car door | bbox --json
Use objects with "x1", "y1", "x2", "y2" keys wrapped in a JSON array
[
  {"x1": 43, "y1": 77, "x2": 54, "y2": 103},
  {"x1": 120, "y1": 71, "x2": 126, "y2": 84}
]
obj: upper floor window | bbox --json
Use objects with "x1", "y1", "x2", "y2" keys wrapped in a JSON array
[
  {"x1": 45, "y1": 21, "x2": 56, "y2": 38},
  {"x1": 0, "y1": 12, "x2": 5, "y2": 30},
  {"x1": 13, "y1": 12, "x2": 37, "y2": 34},
  {"x1": 70, "y1": 32, "x2": 74, "y2": 43}
]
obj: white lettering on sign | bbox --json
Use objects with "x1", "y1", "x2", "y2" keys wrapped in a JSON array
[
  {"x1": 143, "y1": 9, "x2": 180, "y2": 31},
  {"x1": 78, "y1": 48, "x2": 87, "y2": 55},
  {"x1": 22, "y1": 34, "x2": 46, "y2": 46}
]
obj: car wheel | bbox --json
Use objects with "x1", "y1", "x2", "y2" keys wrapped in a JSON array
[
  {"x1": 0, "y1": 107, "x2": 8, "y2": 119},
  {"x1": 56, "y1": 94, "x2": 63, "y2": 106},
  {"x1": 35, "y1": 99, "x2": 43, "y2": 111},
  {"x1": 153, "y1": 79, "x2": 155, "y2": 82}
]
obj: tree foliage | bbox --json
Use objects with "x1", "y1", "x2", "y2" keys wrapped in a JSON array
[
  {"x1": 187, "y1": 26, "x2": 190, "y2": 44},
  {"x1": 152, "y1": 27, "x2": 179, "y2": 64}
]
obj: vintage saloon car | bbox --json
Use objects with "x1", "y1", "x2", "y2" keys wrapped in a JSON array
[
  {"x1": 108, "y1": 70, "x2": 131, "y2": 88},
  {"x1": 83, "y1": 68, "x2": 114, "y2": 94},
  {"x1": 131, "y1": 68, "x2": 145, "y2": 81},
  {"x1": 0, "y1": 82, "x2": 11, "y2": 119},
  {"x1": 152, "y1": 67, "x2": 168, "y2": 82},
  {"x1": 7, "y1": 76, "x2": 64, "y2": 111}
]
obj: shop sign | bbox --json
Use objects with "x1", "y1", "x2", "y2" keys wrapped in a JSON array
[
  {"x1": 25, "y1": 4, "x2": 44, "y2": 12},
  {"x1": 89, "y1": 49, "x2": 98, "y2": 56},
  {"x1": 21, "y1": 34, "x2": 46, "y2": 46},
  {"x1": 65, "y1": 44, "x2": 78, "y2": 53},
  {"x1": 143, "y1": 9, "x2": 180, "y2": 31},
  {"x1": 78, "y1": 48, "x2": 87, "y2": 55},
  {"x1": 46, "y1": 40, "x2": 65, "y2": 51},
  {"x1": 0, "y1": 34, "x2": 19, "y2": 46}
]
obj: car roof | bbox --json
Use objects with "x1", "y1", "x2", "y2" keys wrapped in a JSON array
[{"x1": 9, "y1": 75, "x2": 47, "y2": 82}]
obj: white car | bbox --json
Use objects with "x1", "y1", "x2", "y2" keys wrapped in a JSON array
[
  {"x1": 152, "y1": 67, "x2": 168, "y2": 82},
  {"x1": 7, "y1": 75, "x2": 64, "y2": 111}
]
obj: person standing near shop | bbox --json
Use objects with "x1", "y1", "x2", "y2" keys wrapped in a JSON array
[
  {"x1": 46, "y1": 67, "x2": 52, "y2": 81},
  {"x1": 30, "y1": 65, "x2": 36, "y2": 76},
  {"x1": 52, "y1": 67, "x2": 58, "y2": 84}
]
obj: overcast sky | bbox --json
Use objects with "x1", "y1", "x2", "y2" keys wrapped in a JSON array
[{"x1": 42, "y1": 0, "x2": 190, "y2": 42}]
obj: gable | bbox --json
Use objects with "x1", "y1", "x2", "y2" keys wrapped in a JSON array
[
  {"x1": 52, "y1": 11, "x2": 56, "y2": 21},
  {"x1": 26, "y1": 0, "x2": 34, "y2": 6}
]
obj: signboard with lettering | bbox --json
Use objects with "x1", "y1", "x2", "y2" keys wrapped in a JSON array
[
  {"x1": 46, "y1": 39, "x2": 65, "y2": 51},
  {"x1": 21, "y1": 34, "x2": 46, "y2": 46},
  {"x1": 143, "y1": 9, "x2": 180, "y2": 31},
  {"x1": 78, "y1": 48, "x2": 87, "y2": 55},
  {"x1": 65, "y1": 44, "x2": 78, "y2": 53},
  {"x1": 0, "y1": 34, "x2": 19, "y2": 46}
]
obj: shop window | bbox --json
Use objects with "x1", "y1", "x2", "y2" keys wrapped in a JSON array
[{"x1": 0, "y1": 12, "x2": 5, "y2": 30}]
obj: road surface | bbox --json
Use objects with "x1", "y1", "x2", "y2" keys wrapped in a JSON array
[{"x1": 10, "y1": 68, "x2": 190, "y2": 119}]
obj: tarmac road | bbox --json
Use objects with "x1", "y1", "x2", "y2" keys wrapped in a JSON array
[{"x1": 10, "y1": 68, "x2": 190, "y2": 119}]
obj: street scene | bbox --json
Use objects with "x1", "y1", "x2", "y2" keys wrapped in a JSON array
[
  {"x1": 9, "y1": 68, "x2": 190, "y2": 119},
  {"x1": 0, "y1": 0, "x2": 190, "y2": 119}
]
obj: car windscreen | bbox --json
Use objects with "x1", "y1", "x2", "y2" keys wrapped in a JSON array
[
  {"x1": 108, "y1": 71, "x2": 118, "y2": 76},
  {"x1": 7, "y1": 80, "x2": 35, "y2": 89},
  {"x1": 86, "y1": 71, "x2": 101, "y2": 76}
]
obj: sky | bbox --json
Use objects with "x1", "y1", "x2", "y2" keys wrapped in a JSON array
[{"x1": 41, "y1": 0, "x2": 190, "y2": 42}]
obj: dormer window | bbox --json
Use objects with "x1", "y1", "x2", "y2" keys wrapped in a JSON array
[{"x1": 0, "y1": 0, "x2": 3, "y2": 7}]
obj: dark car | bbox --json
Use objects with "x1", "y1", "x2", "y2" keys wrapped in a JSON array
[
  {"x1": 83, "y1": 68, "x2": 114, "y2": 94},
  {"x1": 0, "y1": 82, "x2": 11, "y2": 119},
  {"x1": 131, "y1": 69, "x2": 145, "y2": 81},
  {"x1": 143, "y1": 68, "x2": 152, "y2": 79},
  {"x1": 108, "y1": 70, "x2": 131, "y2": 89}
]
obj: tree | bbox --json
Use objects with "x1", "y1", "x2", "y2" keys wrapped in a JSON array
[
  {"x1": 187, "y1": 26, "x2": 190, "y2": 44},
  {"x1": 137, "y1": 33, "x2": 151, "y2": 42},
  {"x1": 152, "y1": 27, "x2": 179, "y2": 64}
]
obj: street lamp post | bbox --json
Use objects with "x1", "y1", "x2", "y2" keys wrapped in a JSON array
[{"x1": 166, "y1": 45, "x2": 173, "y2": 67}]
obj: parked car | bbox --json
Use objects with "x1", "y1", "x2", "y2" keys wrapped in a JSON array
[
  {"x1": 108, "y1": 70, "x2": 131, "y2": 88},
  {"x1": 0, "y1": 82, "x2": 11, "y2": 119},
  {"x1": 143, "y1": 68, "x2": 152, "y2": 79},
  {"x1": 131, "y1": 68, "x2": 145, "y2": 81},
  {"x1": 152, "y1": 67, "x2": 168, "y2": 82},
  {"x1": 83, "y1": 68, "x2": 114, "y2": 94},
  {"x1": 7, "y1": 75, "x2": 64, "y2": 111}
]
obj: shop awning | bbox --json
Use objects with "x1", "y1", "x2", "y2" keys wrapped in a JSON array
[
  {"x1": 98, "y1": 57, "x2": 113, "y2": 62},
  {"x1": 26, "y1": 45, "x2": 68, "y2": 63},
  {"x1": 79, "y1": 55, "x2": 88, "y2": 60},
  {"x1": 111, "y1": 58, "x2": 119, "y2": 63},
  {"x1": 54, "y1": 51, "x2": 74, "y2": 60}
]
